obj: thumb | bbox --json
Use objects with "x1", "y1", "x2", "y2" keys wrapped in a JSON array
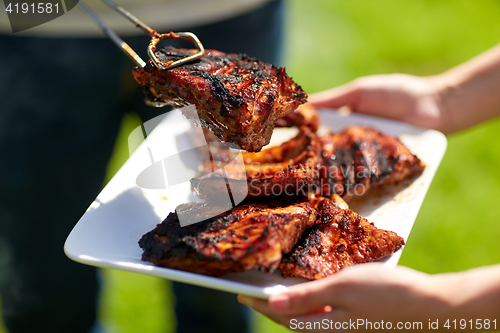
[
  {"x1": 308, "y1": 83, "x2": 359, "y2": 110},
  {"x1": 269, "y1": 277, "x2": 341, "y2": 315}
]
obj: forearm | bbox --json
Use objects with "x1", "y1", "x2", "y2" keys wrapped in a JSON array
[
  {"x1": 454, "y1": 264, "x2": 500, "y2": 319},
  {"x1": 437, "y1": 44, "x2": 500, "y2": 133},
  {"x1": 433, "y1": 264, "x2": 500, "y2": 328}
]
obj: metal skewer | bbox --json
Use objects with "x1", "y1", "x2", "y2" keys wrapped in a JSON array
[{"x1": 78, "y1": 0, "x2": 205, "y2": 69}]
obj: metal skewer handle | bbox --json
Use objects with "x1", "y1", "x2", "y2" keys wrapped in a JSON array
[{"x1": 78, "y1": 0, "x2": 205, "y2": 69}]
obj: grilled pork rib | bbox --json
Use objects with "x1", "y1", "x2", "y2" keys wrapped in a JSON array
[
  {"x1": 132, "y1": 46, "x2": 307, "y2": 152},
  {"x1": 191, "y1": 164, "x2": 315, "y2": 201},
  {"x1": 276, "y1": 103, "x2": 320, "y2": 132},
  {"x1": 318, "y1": 126, "x2": 426, "y2": 201},
  {"x1": 139, "y1": 201, "x2": 316, "y2": 276},
  {"x1": 191, "y1": 122, "x2": 425, "y2": 202},
  {"x1": 279, "y1": 197, "x2": 405, "y2": 280},
  {"x1": 191, "y1": 125, "x2": 320, "y2": 200}
]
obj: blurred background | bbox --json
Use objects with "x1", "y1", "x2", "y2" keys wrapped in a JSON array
[{"x1": 2, "y1": 0, "x2": 500, "y2": 332}]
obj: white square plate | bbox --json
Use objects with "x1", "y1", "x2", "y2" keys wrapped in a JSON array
[{"x1": 64, "y1": 108, "x2": 447, "y2": 298}]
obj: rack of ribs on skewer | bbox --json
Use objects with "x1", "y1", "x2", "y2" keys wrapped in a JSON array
[{"x1": 132, "y1": 46, "x2": 307, "y2": 152}]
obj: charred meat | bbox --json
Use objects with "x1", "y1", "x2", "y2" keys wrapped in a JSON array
[
  {"x1": 191, "y1": 164, "x2": 315, "y2": 201},
  {"x1": 191, "y1": 125, "x2": 320, "y2": 200},
  {"x1": 191, "y1": 122, "x2": 425, "y2": 202},
  {"x1": 276, "y1": 103, "x2": 320, "y2": 132},
  {"x1": 132, "y1": 46, "x2": 307, "y2": 152},
  {"x1": 139, "y1": 201, "x2": 316, "y2": 276},
  {"x1": 279, "y1": 197, "x2": 405, "y2": 280},
  {"x1": 317, "y1": 126, "x2": 426, "y2": 201},
  {"x1": 138, "y1": 96, "x2": 419, "y2": 279}
]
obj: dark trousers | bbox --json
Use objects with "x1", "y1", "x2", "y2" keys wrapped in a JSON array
[{"x1": 0, "y1": 1, "x2": 284, "y2": 332}]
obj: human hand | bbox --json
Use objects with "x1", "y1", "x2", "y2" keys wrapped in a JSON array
[
  {"x1": 238, "y1": 263, "x2": 459, "y2": 332},
  {"x1": 309, "y1": 74, "x2": 453, "y2": 134}
]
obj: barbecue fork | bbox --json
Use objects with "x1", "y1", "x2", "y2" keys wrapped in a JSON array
[{"x1": 78, "y1": 0, "x2": 205, "y2": 70}]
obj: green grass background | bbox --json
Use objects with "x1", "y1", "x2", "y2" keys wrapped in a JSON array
[{"x1": 2, "y1": 1, "x2": 500, "y2": 332}]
